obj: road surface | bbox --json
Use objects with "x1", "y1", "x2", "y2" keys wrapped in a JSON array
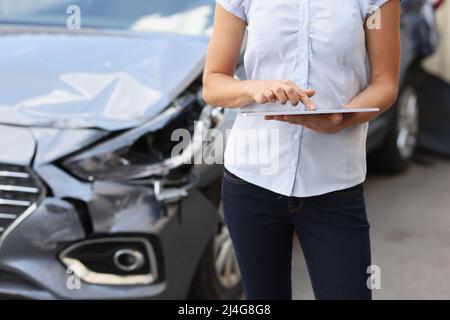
[{"x1": 292, "y1": 152, "x2": 450, "y2": 300}]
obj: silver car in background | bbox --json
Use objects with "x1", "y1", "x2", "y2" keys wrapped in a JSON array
[{"x1": 0, "y1": 0, "x2": 243, "y2": 299}]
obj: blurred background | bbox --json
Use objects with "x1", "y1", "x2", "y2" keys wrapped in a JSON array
[{"x1": 0, "y1": 0, "x2": 448, "y2": 300}]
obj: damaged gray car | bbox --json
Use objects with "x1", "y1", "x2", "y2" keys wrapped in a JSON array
[{"x1": 0, "y1": 0, "x2": 243, "y2": 299}]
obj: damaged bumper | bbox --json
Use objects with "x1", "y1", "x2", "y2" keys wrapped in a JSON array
[{"x1": 0, "y1": 128, "x2": 218, "y2": 299}]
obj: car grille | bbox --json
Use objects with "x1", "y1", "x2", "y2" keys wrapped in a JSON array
[{"x1": 0, "y1": 164, "x2": 43, "y2": 238}]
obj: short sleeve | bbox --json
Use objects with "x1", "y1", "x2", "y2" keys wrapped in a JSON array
[
  {"x1": 215, "y1": 0, "x2": 248, "y2": 23},
  {"x1": 364, "y1": 0, "x2": 402, "y2": 18}
]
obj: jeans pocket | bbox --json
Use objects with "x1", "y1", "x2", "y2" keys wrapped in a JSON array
[
  {"x1": 223, "y1": 169, "x2": 250, "y2": 185},
  {"x1": 308, "y1": 184, "x2": 369, "y2": 229}
]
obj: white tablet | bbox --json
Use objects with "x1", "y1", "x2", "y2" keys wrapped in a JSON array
[{"x1": 241, "y1": 107, "x2": 380, "y2": 116}]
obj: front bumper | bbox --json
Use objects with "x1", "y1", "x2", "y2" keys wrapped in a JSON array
[{"x1": 0, "y1": 164, "x2": 218, "y2": 299}]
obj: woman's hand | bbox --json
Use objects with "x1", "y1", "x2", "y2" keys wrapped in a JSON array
[
  {"x1": 246, "y1": 80, "x2": 316, "y2": 110},
  {"x1": 247, "y1": 79, "x2": 347, "y2": 134},
  {"x1": 252, "y1": 79, "x2": 344, "y2": 134},
  {"x1": 265, "y1": 113, "x2": 345, "y2": 134}
]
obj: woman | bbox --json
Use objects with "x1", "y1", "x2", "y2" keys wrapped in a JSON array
[{"x1": 203, "y1": 0, "x2": 401, "y2": 300}]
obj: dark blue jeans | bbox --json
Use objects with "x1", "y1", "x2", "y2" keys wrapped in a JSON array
[{"x1": 221, "y1": 168, "x2": 372, "y2": 300}]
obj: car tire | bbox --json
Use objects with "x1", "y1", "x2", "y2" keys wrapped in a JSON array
[
  {"x1": 189, "y1": 201, "x2": 242, "y2": 300},
  {"x1": 370, "y1": 85, "x2": 420, "y2": 174}
]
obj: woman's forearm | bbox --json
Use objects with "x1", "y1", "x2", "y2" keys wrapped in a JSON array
[
  {"x1": 202, "y1": 73, "x2": 254, "y2": 109},
  {"x1": 341, "y1": 80, "x2": 399, "y2": 129},
  {"x1": 204, "y1": 75, "x2": 318, "y2": 111}
]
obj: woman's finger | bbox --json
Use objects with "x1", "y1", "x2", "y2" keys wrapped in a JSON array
[
  {"x1": 322, "y1": 113, "x2": 343, "y2": 124},
  {"x1": 273, "y1": 87, "x2": 289, "y2": 104},
  {"x1": 264, "y1": 115, "x2": 282, "y2": 121},
  {"x1": 304, "y1": 89, "x2": 316, "y2": 97},
  {"x1": 295, "y1": 89, "x2": 316, "y2": 111},
  {"x1": 281, "y1": 85, "x2": 300, "y2": 106},
  {"x1": 283, "y1": 115, "x2": 305, "y2": 125},
  {"x1": 280, "y1": 81, "x2": 316, "y2": 98},
  {"x1": 264, "y1": 89, "x2": 277, "y2": 103}
]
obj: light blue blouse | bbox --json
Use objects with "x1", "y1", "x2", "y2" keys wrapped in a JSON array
[{"x1": 216, "y1": 0, "x2": 395, "y2": 197}]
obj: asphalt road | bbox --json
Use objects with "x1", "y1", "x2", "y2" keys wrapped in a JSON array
[{"x1": 292, "y1": 152, "x2": 450, "y2": 300}]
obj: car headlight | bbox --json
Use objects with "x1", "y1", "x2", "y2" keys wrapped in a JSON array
[{"x1": 62, "y1": 88, "x2": 209, "y2": 182}]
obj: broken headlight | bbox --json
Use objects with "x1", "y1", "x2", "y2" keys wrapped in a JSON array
[{"x1": 62, "y1": 88, "x2": 208, "y2": 182}]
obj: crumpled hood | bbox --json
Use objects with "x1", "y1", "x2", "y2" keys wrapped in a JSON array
[
  {"x1": 0, "y1": 123, "x2": 109, "y2": 166},
  {"x1": 0, "y1": 28, "x2": 208, "y2": 131}
]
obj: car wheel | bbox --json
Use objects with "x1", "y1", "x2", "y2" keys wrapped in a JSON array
[
  {"x1": 371, "y1": 85, "x2": 420, "y2": 173},
  {"x1": 189, "y1": 201, "x2": 242, "y2": 300}
]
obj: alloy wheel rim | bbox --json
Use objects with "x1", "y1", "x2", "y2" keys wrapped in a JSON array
[
  {"x1": 213, "y1": 202, "x2": 241, "y2": 289},
  {"x1": 396, "y1": 87, "x2": 419, "y2": 160}
]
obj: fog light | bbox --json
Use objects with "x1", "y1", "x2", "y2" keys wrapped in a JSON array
[
  {"x1": 113, "y1": 249, "x2": 145, "y2": 272},
  {"x1": 59, "y1": 237, "x2": 158, "y2": 286}
]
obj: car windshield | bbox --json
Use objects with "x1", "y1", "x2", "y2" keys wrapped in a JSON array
[{"x1": 0, "y1": 0, "x2": 215, "y2": 36}]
